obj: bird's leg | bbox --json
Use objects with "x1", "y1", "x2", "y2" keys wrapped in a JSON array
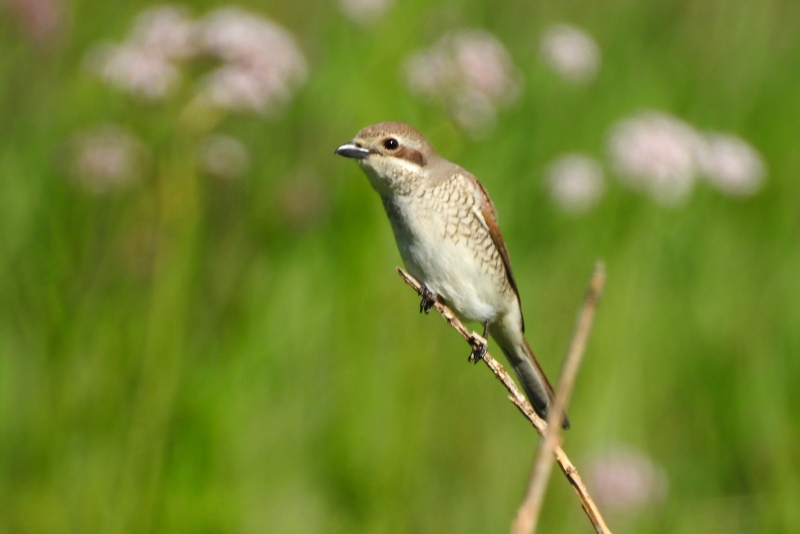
[
  {"x1": 419, "y1": 285, "x2": 437, "y2": 314},
  {"x1": 468, "y1": 320, "x2": 490, "y2": 364}
]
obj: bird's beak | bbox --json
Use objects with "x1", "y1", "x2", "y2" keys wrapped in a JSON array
[{"x1": 335, "y1": 142, "x2": 370, "y2": 159}]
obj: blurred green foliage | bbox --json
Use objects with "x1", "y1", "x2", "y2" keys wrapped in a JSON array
[{"x1": 1, "y1": 0, "x2": 799, "y2": 532}]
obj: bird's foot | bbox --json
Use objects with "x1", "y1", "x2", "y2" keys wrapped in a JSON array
[
  {"x1": 468, "y1": 321, "x2": 490, "y2": 364},
  {"x1": 468, "y1": 334, "x2": 488, "y2": 364},
  {"x1": 419, "y1": 285, "x2": 437, "y2": 314}
]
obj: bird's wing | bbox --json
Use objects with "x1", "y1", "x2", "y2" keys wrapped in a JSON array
[{"x1": 471, "y1": 177, "x2": 525, "y2": 333}]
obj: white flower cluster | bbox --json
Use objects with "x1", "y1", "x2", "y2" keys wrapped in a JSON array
[
  {"x1": 198, "y1": 8, "x2": 308, "y2": 115},
  {"x1": 539, "y1": 24, "x2": 600, "y2": 84},
  {"x1": 546, "y1": 154, "x2": 605, "y2": 214},
  {"x1": 338, "y1": 0, "x2": 393, "y2": 26},
  {"x1": 130, "y1": 5, "x2": 198, "y2": 61},
  {"x1": 84, "y1": 6, "x2": 194, "y2": 100},
  {"x1": 7, "y1": 0, "x2": 62, "y2": 44},
  {"x1": 85, "y1": 5, "x2": 307, "y2": 115},
  {"x1": 696, "y1": 133, "x2": 766, "y2": 197},
  {"x1": 67, "y1": 124, "x2": 149, "y2": 195},
  {"x1": 608, "y1": 111, "x2": 766, "y2": 205},
  {"x1": 545, "y1": 111, "x2": 765, "y2": 213},
  {"x1": 538, "y1": 23, "x2": 763, "y2": 212},
  {"x1": 197, "y1": 134, "x2": 249, "y2": 181},
  {"x1": 608, "y1": 112, "x2": 700, "y2": 205},
  {"x1": 404, "y1": 30, "x2": 522, "y2": 134},
  {"x1": 585, "y1": 448, "x2": 668, "y2": 514}
]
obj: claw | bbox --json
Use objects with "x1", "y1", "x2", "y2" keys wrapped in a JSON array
[
  {"x1": 468, "y1": 338, "x2": 487, "y2": 364},
  {"x1": 468, "y1": 320, "x2": 490, "y2": 364},
  {"x1": 419, "y1": 285, "x2": 437, "y2": 314}
]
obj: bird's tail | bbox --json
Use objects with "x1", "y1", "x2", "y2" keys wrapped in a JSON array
[{"x1": 495, "y1": 331, "x2": 570, "y2": 430}]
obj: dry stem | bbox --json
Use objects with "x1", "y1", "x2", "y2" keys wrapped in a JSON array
[
  {"x1": 512, "y1": 262, "x2": 607, "y2": 534},
  {"x1": 396, "y1": 267, "x2": 611, "y2": 534}
]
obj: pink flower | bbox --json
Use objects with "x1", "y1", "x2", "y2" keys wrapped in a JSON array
[
  {"x1": 608, "y1": 110, "x2": 767, "y2": 203},
  {"x1": 608, "y1": 111, "x2": 701, "y2": 205},
  {"x1": 197, "y1": 134, "x2": 249, "y2": 180},
  {"x1": 546, "y1": 154, "x2": 605, "y2": 213},
  {"x1": 696, "y1": 133, "x2": 766, "y2": 196},
  {"x1": 197, "y1": 7, "x2": 307, "y2": 115},
  {"x1": 67, "y1": 124, "x2": 149, "y2": 194},
  {"x1": 7, "y1": 0, "x2": 62, "y2": 44},
  {"x1": 84, "y1": 5, "x2": 307, "y2": 114},
  {"x1": 404, "y1": 30, "x2": 522, "y2": 134},
  {"x1": 85, "y1": 5, "x2": 198, "y2": 100},
  {"x1": 540, "y1": 24, "x2": 601, "y2": 84},
  {"x1": 338, "y1": 0, "x2": 393, "y2": 26},
  {"x1": 585, "y1": 448, "x2": 668, "y2": 514},
  {"x1": 86, "y1": 42, "x2": 180, "y2": 100},
  {"x1": 129, "y1": 5, "x2": 198, "y2": 61}
]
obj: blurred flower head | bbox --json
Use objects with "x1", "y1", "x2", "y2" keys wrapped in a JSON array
[
  {"x1": 129, "y1": 5, "x2": 198, "y2": 61},
  {"x1": 539, "y1": 24, "x2": 600, "y2": 84},
  {"x1": 404, "y1": 30, "x2": 522, "y2": 135},
  {"x1": 197, "y1": 134, "x2": 249, "y2": 181},
  {"x1": 696, "y1": 133, "x2": 766, "y2": 197},
  {"x1": 338, "y1": 0, "x2": 393, "y2": 26},
  {"x1": 197, "y1": 7, "x2": 307, "y2": 115},
  {"x1": 585, "y1": 448, "x2": 668, "y2": 514},
  {"x1": 608, "y1": 111, "x2": 701, "y2": 206},
  {"x1": 7, "y1": 0, "x2": 63, "y2": 45},
  {"x1": 607, "y1": 110, "x2": 767, "y2": 204},
  {"x1": 85, "y1": 5, "x2": 198, "y2": 100},
  {"x1": 86, "y1": 42, "x2": 181, "y2": 100},
  {"x1": 66, "y1": 124, "x2": 149, "y2": 195},
  {"x1": 546, "y1": 153, "x2": 605, "y2": 213},
  {"x1": 84, "y1": 4, "x2": 307, "y2": 115}
]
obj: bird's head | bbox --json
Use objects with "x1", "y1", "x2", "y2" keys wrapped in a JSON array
[{"x1": 335, "y1": 121, "x2": 437, "y2": 196}]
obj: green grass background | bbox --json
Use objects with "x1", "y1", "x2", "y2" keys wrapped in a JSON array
[{"x1": 2, "y1": 0, "x2": 799, "y2": 532}]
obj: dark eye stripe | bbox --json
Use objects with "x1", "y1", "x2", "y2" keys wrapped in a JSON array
[{"x1": 395, "y1": 146, "x2": 426, "y2": 166}]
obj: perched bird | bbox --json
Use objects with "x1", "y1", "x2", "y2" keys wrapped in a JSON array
[{"x1": 336, "y1": 122, "x2": 568, "y2": 428}]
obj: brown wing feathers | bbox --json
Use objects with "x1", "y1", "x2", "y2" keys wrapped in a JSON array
[{"x1": 474, "y1": 179, "x2": 525, "y2": 332}]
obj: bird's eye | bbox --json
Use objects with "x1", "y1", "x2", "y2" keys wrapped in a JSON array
[{"x1": 383, "y1": 138, "x2": 399, "y2": 150}]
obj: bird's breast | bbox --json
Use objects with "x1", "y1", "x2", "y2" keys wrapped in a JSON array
[{"x1": 382, "y1": 181, "x2": 513, "y2": 323}]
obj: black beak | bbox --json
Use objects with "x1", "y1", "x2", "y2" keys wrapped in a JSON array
[{"x1": 335, "y1": 142, "x2": 370, "y2": 159}]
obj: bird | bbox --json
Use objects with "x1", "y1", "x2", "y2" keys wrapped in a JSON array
[{"x1": 335, "y1": 121, "x2": 568, "y2": 429}]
